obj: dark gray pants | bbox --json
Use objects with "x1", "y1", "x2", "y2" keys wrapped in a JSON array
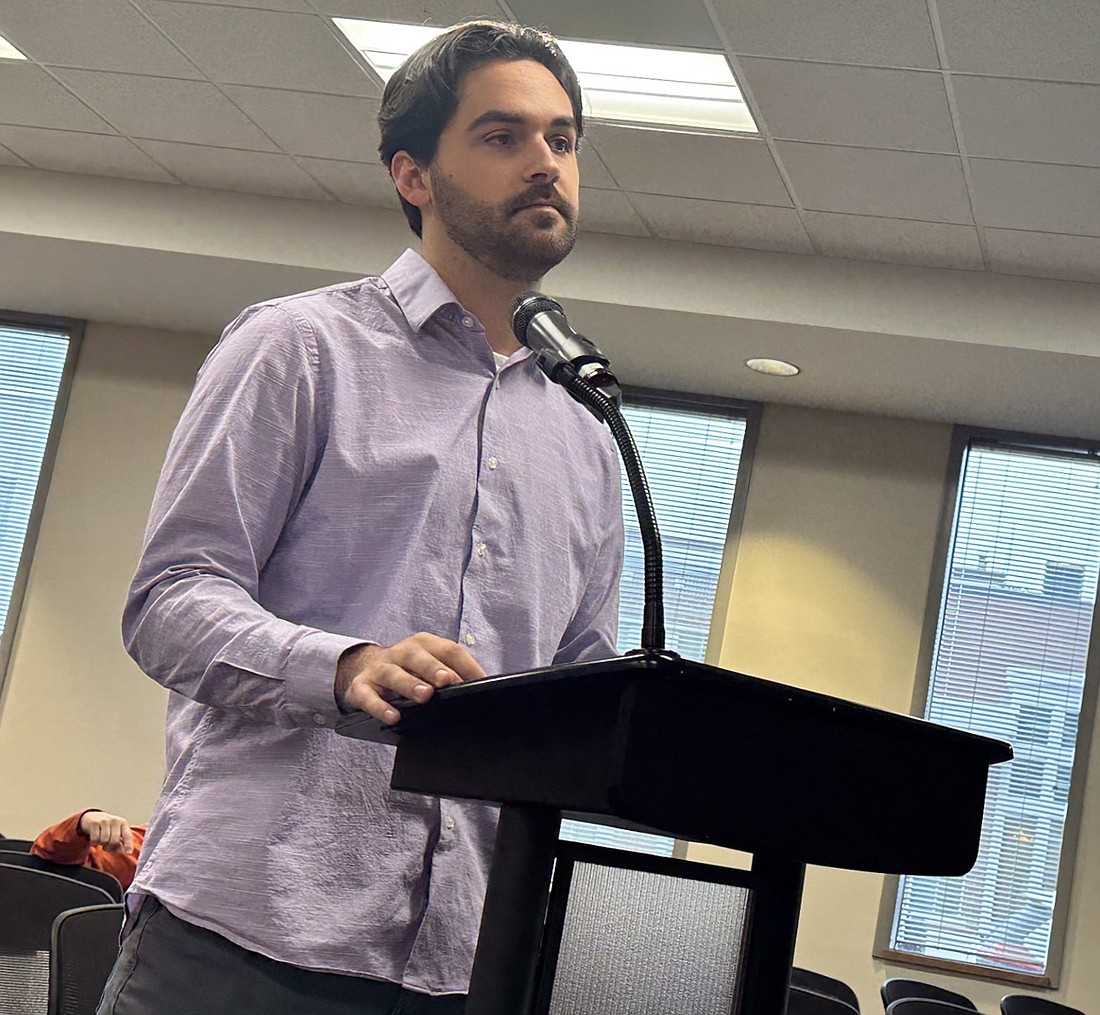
[{"x1": 96, "y1": 896, "x2": 467, "y2": 1015}]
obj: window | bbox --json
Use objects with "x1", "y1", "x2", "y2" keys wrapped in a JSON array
[
  {"x1": 879, "y1": 432, "x2": 1100, "y2": 986},
  {"x1": 0, "y1": 316, "x2": 80, "y2": 691},
  {"x1": 561, "y1": 390, "x2": 756, "y2": 856}
]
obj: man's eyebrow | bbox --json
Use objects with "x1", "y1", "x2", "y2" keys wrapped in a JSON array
[{"x1": 466, "y1": 110, "x2": 577, "y2": 132}]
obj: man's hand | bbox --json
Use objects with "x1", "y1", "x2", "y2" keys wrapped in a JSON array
[
  {"x1": 79, "y1": 811, "x2": 135, "y2": 854},
  {"x1": 335, "y1": 633, "x2": 487, "y2": 725}
]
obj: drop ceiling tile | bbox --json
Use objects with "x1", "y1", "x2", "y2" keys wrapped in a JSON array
[
  {"x1": 802, "y1": 211, "x2": 983, "y2": 270},
  {"x1": 52, "y1": 70, "x2": 277, "y2": 150},
  {"x1": 0, "y1": 0, "x2": 202, "y2": 78},
  {"x1": 0, "y1": 144, "x2": 29, "y2": 167},
  {"x1": 224, "y1": 86, "x2": 379, "y2": 161},
  {"x1": 0, "y1": 126, "x2": 176, "y2": 182},
  {"x1": 631, "y1": 193, "x2": 812, "y2": 252},
  {"x1": 739, "y1": 59, "x2": 956, "y2": 152},
  {"x1": 296, "y1": 157, "x2": 399, "y2": 207},
  {"x1": 953, "y1": 76, "x2": 1100, "y2": 167},
  {"x1": 0, "y1": 64, "x2": 114, "y2": 132},
  {"x1": 578, "y1": 189, "x2": 649, "y2": 238},
  {"x1": 589, "y1": 125, "x2": 791, "y2": 206},
  {"x1": 311, "y1": 0, "x2": 504, "y2": 22},
  {"x1": 137, "y1": 1, "x2": 378, "y2": 95},
  {"x1": 937, "y1": 0, "x2": 1100, "y2": 82},
  {"x1": 135, "y1": 139, "x2": 332, "y2": 199},
  {"x1": 775, "y1": 142, "x2": 972, "y2": 223},
  {"x1": 577, "y1": 144, "x2": 617, "y2": 189},
  {"x1": 985, "y1": 228, "x2": 1100, "y2": 284},
  {"x1": 508, "y1": 0, "x2": 721, "y2": 49},
  {"x1": 715, "y1": 0, "x2": 939, "y2": 67},
  {"x1": 970, "y1": 159, "x2": 1100, "y2": 236}
]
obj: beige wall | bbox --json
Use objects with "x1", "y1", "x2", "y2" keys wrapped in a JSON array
[
  {"x1": 2, "y1": 328, "x2": 1097, "y2": 1011},
  {"x1": 687, "y1": 403, "x2": 1099, "y2": 1012},
  {"x1": 0, "y1": 320, "x2": 213, "y2": 834}
]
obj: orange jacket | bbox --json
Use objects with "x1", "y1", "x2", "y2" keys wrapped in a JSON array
[{"x1": 32, "y1": 810, "x2": 146, "y2": 890}]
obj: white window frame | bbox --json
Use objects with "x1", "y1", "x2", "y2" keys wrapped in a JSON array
[
  {"x1": 874, "y1": 426, "x2": 1100, "y2": 988},
  {"x1": 0, "y1": 311, "x2": 82, "y2": 695}
]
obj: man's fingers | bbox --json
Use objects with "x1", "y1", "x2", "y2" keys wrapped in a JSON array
[{"x1": 407, "y1": 634, "x2": 487, "y2": 682}]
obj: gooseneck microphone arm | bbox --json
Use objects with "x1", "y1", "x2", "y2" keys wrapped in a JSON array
[{"x1": 511, "y1": 293, "x2": 665, "y2": 652}]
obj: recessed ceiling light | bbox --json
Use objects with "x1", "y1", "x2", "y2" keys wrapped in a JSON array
[
  {"x1": 0, "y1": 33, "x2": 28, "y2": 60},
  {"x1": 746, "y1": 357, "x2": 800, "y2": 377},
  {"x1": 333, "y1": 18, "x2": 757, "y2": 134}
]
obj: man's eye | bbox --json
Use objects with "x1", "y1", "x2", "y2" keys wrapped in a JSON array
[
  {"x1": 549, "y1": 136, "x2": 575, "y2": 153},
  {"x1": 486, "y1": 133, "x2": 513, "y2": 145}
]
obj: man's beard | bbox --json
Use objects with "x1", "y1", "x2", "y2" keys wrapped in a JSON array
[{"x1": 431, "y1": 172, "x2": 578, "y2": 285}]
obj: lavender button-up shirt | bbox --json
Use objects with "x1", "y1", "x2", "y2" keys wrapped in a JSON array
[{"x1": 122, "y1": 249, "x2": 623, "y2": 995}]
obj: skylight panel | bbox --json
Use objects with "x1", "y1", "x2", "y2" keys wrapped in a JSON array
[
  {"x1": 333, "y1": 18, "x2": 757, "y2": 135},
  {"x1": 0, "y1": 33, "x2": 28, "y2": 60}
]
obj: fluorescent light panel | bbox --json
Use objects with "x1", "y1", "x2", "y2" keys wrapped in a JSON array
[
  {"x1": 0, "y1": 32, "x2": 28, "y2": 60},
  {"x1": 333, "y1": 18, "x2": 757, "y2": 134}
]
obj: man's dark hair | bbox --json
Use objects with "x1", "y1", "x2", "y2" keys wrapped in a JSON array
[{"x1": 377, "y1": 21, "x2": 584, "y2": 238}]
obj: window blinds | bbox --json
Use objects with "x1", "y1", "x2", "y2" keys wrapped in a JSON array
[
  {"x1": 561, "y1": 398, "x2": 748, "y2": 857},
  {"x1": 0, "y1": 325, "x2": 70, "y2": 645},
  {"x1": 890, "y1": 441, "x2": 1098, "y2": 977}
]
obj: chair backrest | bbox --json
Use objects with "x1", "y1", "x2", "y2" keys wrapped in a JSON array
[
  {"x1": 789, "y1": 986, "x2": 861, "y2": 1015},
  {"x1": 0, "y1": 837, "x2": 35, "y2": 851},
  {"x1": 0, "y1": 850, "x2": 123, "y2": 904},
  {"x1": 886, "y1": 1002, "x2": 986, "y2": 1015},
  {"x1": 48, "y1": 904, "x2": 125, "y2": 1015},
  {"x1": 882, "y1": 978, "x2": 978, "y2": 1012},
  {"x1": 0, "y1": 864, "x2": 115, "y2": 1015},
  {"x1": 1001, "y1": 995, "x2": 1086, "y2": 1015},
  {"x1": 792, "y1": 967, "x2": 861, "y2": 1011}
]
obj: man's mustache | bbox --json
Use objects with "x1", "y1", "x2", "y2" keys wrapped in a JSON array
[{"x1": 506, "y1": 186, "x2": 575, "y2": 221}]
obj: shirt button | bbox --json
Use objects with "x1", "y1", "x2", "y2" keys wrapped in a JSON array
[
  {"x1": 486, "y1": 456, "x2": 499, "y2": 470},
  {"x1": 444, "y1": 816, "x2": 456, "y2": 831},
  {"x1": 312, "y1": 713, "x2": 326, "y2": 725},
  {"x1": 465, "y1": 632, "x2": 476, "y2": 646},
  {"x1": 461, "y1": 315, "x2": 475, "y2": 328},
  {"x1": 475, "y1": 542, "x2": 487, "y2": 557}
]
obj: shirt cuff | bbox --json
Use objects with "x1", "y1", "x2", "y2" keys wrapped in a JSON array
[{"x1": 282, "y1": 629, "x2": 369, "y2": 728}]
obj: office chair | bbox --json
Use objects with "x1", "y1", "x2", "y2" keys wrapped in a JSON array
[
  {"x1": 792, "y1": 967, "x2": 861, "y2": 1011},
  {"x1": 0, "y1": 864, "x2": 115, "y2": 1015},
  {"x1": 886, "y1": 1003, "x2": 985, "y2": 1015},
  {"x1": 0, "y1": 850, "x2": 123, "y2": 903},
  {"x1": 48, "y1": 904, "x2": 125, "y2": 1015},
  {"x1": 0, "y1": 837, "x2": 35, "y2": 851},
  {"x1": 881, "y1": 978, "x2": 977, "y2": 1012},
  {"x1": 1001, "y1": 996, "x2": 1086, "y2": 1015},
  {"x1": 789, "y1": 985, "x2": 860, "y2": 1015}
]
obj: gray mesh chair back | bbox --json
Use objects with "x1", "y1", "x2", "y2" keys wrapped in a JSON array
[
  {"x1": 789, "y1": 986, "x2": 861, "y2": 1015},
  {"x1": 1001, "y1": 996, "x2": 1086, "y2": 1015},
  {"x1": 0, "y1": 865, "x2": 114, "y2": 1015},
  {"x1": 882, "y1": 979, "x2": 978, "y2": 1012},
  {"x1": 0, "y1": 851, "x2": 123, "y2": 904},
  {"x1": 48, "y1": 905, "x2": 125, "y2": 1015},
  {"x1": 792, "y1": 967, "x2": 861, "y2": 1011}
]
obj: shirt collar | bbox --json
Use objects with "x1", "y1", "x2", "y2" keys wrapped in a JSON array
[{"x1": 382, "y1": 248, "x2": 465, "y2": 333}]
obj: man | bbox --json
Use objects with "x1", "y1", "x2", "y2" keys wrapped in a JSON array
[{"x1": 98, "y1": 20, "x2": 623, "y2": 1015}]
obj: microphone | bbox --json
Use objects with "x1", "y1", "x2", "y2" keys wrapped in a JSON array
[{"x1": 510, "y1": 292, "x2": 621, "y2": 402}]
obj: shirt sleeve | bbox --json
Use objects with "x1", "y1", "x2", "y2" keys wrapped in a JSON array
[
  {"x1": 554, "y1": 443, "x2": 624, "y2": 665},
  {"x1": 122, "y1": 305, "x2": 363, "y2": 727},
  {"x1": 32, "y1": 810, "x2": 96, "y2": 865}
]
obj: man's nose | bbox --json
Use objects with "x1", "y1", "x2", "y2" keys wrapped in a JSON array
[{"x1": 524, "y1": 138, "x2": 561, "y2": 183}]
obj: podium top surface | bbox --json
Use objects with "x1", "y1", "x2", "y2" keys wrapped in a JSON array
[{"x1": 336, "y1": 652, "x2": 1012, "y2": 874}]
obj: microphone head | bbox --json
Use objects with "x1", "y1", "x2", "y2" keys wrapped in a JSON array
[{"x1": 510, "y1": 290, "x2": 564, "y2": 348}]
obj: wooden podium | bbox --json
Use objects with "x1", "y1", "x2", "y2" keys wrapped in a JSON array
[{"x1": 337, "y1": 651, "x2": 1012, "y2": 1015}]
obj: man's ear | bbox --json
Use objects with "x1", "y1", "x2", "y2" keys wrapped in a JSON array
[{"x1": 390, "y1": 152, "x2": 432, "y2": 211}]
